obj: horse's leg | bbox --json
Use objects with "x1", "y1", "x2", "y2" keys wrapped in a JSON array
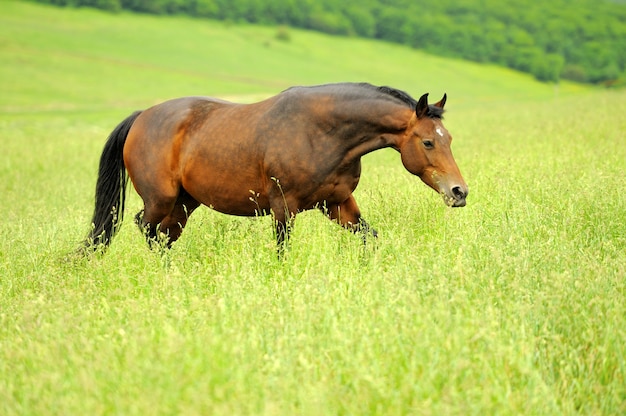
[
  {"x1": 158, "y1": 190, "x2": 200, "y2": 246},
  {"x1": 325, "y1": 194, "x2": 378, "y2": 240},
  {"x1": 134, "y1": 191, "x2": 200, "y2": 248},
  {"x1": 134, "y1": 195, "x2": 177, "y2": 247},
  {"x1": 270, "y1": 195, "x2": 297, "y2": 255},
  {"x1": 273, "y1": 210, "x2": 297, "y2": 254}
]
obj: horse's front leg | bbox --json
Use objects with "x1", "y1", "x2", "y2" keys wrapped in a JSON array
[
  {"x1": 325, "y1": 194, "x2": 378, "y2": 241},
  {"x1": 274, "y1": 215, "x2": 289, "y2": 247},
  {"x1": 270, "y1": 195, "x2": 297, "y2": 257}
]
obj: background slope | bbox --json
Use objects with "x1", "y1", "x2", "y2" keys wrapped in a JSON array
[{"x1": 2, "y1": 0, "x2": 587, "y2": 117}]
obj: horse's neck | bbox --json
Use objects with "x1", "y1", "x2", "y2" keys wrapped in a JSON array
[{"x1": 329, "y1": 99, "x2": 411, "y2": 156}]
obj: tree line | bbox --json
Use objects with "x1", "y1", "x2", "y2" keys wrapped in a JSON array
[{"x1": 30, "y1": 0, "x2": 626, "y2": 85}]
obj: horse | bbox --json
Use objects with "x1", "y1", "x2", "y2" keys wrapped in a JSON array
[{"x1": 83, "y1": 82, "x2": 468, "y2": 253}]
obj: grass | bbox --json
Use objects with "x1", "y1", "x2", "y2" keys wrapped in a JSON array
[{"x1": 1, "y1": 1, "x2": 625, "y2": 414}]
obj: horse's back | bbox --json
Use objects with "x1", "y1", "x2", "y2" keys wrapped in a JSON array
[{"x1": 130, "y1": 96, "x2": 232, "y2": 141}]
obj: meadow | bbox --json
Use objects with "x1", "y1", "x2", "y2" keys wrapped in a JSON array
[{"x1": 1, "y1": 1, "x2": 625, "y2": 414}]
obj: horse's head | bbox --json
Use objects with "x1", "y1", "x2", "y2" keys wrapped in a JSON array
[{"x1": 398, "y1": 93, "x2": 468, "y2": 207}]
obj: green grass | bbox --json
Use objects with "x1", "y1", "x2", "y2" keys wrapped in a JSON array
[{"x1": 1, "y1": 1, "x2": 625, "y2": 414}]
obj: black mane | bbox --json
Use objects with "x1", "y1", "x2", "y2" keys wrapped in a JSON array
[
  {"x1": 375, "y1": 85, "x2": 418, "y2": 108},
  {"x1": 283, "y1": 82, "x2": 445, "y2": 118},
  {"x1": 374, "y1": 84, "x2": 444, "y2": 119}
]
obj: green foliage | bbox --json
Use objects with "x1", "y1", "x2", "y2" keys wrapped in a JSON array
[
  {"x1": 533, "y1": 53, "x2": 565, "y2": 83},
  {"x1": 22, "y1": 0, "x2": 626, "y2": 85},
  {"x1": 2, "y1": 3, "x2": 626, "y2": 414},
  {"x1": 274, "y1": 25, "x2": 291, "y2": 42}
]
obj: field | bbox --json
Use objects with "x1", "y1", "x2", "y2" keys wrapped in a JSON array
[{"x1": 1, "y1": 1, "x2": 625, "y2": 414}]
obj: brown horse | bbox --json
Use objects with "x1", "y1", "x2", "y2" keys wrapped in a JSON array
[{"x1": 84, "y1": 83, "x2": 468, "y2": 252}]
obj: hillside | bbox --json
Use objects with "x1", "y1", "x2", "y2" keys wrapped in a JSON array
[
  {"x1": 1, "y1": 1, "x2": 589, "y2": 118},
  {"x1": 22, "y1": 0, "x2": 626, "y2": 85}
]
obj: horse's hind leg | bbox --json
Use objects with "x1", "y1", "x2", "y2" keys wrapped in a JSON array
[
  {"x1": 158, "y1": 190, "x2": 200, "y2": 245},
  {"x1": 135, "y1": 190, "x2": 200, "y2": 248},
  {"x1": 134, "y1": 195, "x2": 177, "y2": 247}
]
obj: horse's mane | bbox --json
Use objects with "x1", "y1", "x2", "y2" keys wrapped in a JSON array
[
  {"x1": 373, "y1": 84, "x2": 444, "y2": 119},
  {"x1": 375, "y1": 85, "x2": 418, "y2": 108},
  {"x1": 282, "y1": 82, "x2": 444, "y2": 118}
]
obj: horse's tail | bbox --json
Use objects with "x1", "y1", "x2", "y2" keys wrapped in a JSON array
[{"x1": 83, "y1": 111, "x2": 142, "y2": 251}]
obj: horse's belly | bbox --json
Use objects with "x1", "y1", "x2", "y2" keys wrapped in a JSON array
[
  {"x1": 182, "y1": 166, "x2": 270, "y2": 216},
  {"x1": 299, "y1": 181, "x2": 356, "y2": 209},
  {"x1": 203, "y1": 191, "x2": 271, "y2": 217}
]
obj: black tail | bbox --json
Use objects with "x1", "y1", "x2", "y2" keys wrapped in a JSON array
[{"x1": 83, "y1": 111, "x2": 142, "y2": 251}]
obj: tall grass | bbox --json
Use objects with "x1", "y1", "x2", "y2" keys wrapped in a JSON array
[{"x1": 1, "y1": 1, "x2": 625, "y2": 414}]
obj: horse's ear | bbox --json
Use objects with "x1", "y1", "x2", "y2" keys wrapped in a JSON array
[
  {"x1": 416, "y1": 93, "x2": 429, "y2": 118},
  {"x1": 434, "y1": 93, "x2": 447, "y2": 109}
]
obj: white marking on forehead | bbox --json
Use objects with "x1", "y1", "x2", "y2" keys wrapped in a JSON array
[{"x1": 436, "y1": 127, "x2": 444, "y2": 137}]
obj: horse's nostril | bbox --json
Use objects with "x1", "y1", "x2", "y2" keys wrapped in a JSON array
[{"x1": 452, "y1": 186, "x2": 467, "y2": 200}]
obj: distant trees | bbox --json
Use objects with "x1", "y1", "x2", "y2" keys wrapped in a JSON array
[{"x1": 30, "y1": 0, "x2": 626, "y2": 85}]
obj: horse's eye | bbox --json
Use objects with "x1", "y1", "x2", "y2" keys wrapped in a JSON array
[{"x1": 423, "y1": 140, "x2": 434, "y2": 149}]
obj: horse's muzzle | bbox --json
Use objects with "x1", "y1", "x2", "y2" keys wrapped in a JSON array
[{"x1": 443, "y1": 185, "x2": 468, "y2": 207}]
